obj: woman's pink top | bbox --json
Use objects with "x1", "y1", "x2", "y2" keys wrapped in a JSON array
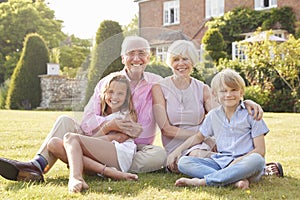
[{"x1": 159, "y1": 76, "x2": 209, "y2": 154}]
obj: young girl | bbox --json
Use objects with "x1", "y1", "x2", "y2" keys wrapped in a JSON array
[
  {"x1": 167, "y1": 68, "x2": 269, "y2": 189},
  {"x1": 63, "y1": 74, "x2": 139, "y2": 193}
]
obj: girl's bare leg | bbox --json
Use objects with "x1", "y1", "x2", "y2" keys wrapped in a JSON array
[
  {"x1": 175, "y1": 177, "x2": 206, "y2": 187},
  {"x1": 63, "y1": 133, "x2": 90, "y2": 193},
  {"x1": 64, "y1": 133, "x2": 138, "y2": 193},
  {"x1": 234, "y1": 179, "x2": 249, "y2": 190}
]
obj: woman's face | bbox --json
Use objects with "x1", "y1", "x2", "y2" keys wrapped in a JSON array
[
  {"x1": 171, "y1": 55, "x2": 193, "y2": 77},
  {"x1": 104, "y1": 81, "x2": 128, "y2": 113}
]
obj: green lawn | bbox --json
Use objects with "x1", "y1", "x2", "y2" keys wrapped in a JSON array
[{"x1": 0, "y1": 110, "x2": 299, "y2": 200}]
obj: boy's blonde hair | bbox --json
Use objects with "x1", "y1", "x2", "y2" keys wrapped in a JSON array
[
  {"x1": 100, "y1": 74, "x2": 137, "y2": 122},
  {"x1": 166, "y1": 40, "x2": 199, "y2": 67},
  {"x1": 211, "y1": 68, "x2": 245, "y2": 96}
]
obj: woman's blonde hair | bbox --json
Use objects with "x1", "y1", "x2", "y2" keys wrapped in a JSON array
[
  {"x1": 166, "y1": 40, "x2": 199, "y2": 67},
  {"x1": 100, "y1": 74, "x2": 137, "y2": 122},
  {"x1": 211, "y1": 68, "x2": 245, "y2": 96}
]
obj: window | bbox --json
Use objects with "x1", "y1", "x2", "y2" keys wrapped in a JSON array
[
  {"x1": 156, "y1": 46, "x2": 168, "y2": 62},
  {"x1": 163, "y1": 0, "x2": 180, "y2": 25},
  {"x1": 232, "y1": 42, "x2": 247, "y2": 61},
  {"x1": 205, "y1": 0, "x2": 224, "y2": 18},
  {"x1": 254, "y1": 0, "x2": 277, "y2": 10}
]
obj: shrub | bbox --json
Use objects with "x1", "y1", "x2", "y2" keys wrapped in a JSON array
[
  {"x1": 6, "y1": 33, "x2": 49, "y2": 109},
  {"x1": 0, "y1": 79, "x2": 10, "y2": 109},
  {"x1": 85, "y1": 20, "x2": 123, "y2": 104}
]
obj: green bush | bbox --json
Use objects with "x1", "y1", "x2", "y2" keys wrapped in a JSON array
[
  {"x1": 244, "y1": 86, "x2": 270, "y2": 108},
  {"x1": 85, "y1": 20, "x2": 123, "y2": 105},
  {"x1": 0, "y1": 79, "x2": 10, "y2": 109},
  {"x1": 146, "y1": 60, "x2": 172, "y2": 77},
  {"x1": 6, "y1": 33, "x2": 49, "y2": 109}
]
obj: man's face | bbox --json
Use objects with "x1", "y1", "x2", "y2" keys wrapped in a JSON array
[
  {"x1": 121, "y1": 39, "x2": 150, "y2": 79},
  {"x1": 122, "y1": 49, "x2": 150, "y2": 76}
]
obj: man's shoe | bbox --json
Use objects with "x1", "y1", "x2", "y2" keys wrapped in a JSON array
[{"x1": 0, "y1": 158, "x2": 44, "y2": 182}]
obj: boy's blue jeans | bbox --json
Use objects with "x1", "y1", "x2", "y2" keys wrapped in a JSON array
[{"x1": 177, "y1": 153, "x2": 265, "y2": 186}]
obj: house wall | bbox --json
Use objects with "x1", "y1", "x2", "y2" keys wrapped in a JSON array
[
  {"x1": 137, "y1": 0, "x2": 300, "y2": 45},
  {"x1": 278, "y1": 0, "x2": 300, "y2": 21}
]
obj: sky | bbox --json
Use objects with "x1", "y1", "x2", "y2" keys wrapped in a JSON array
[{"x1": 46, "y1": 0, "x2": 138, "y2": 39}]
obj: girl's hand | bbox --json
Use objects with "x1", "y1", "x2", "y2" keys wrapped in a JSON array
[
  {"x1": 112, "y1": 118, "x2": 143, "y2": 138},
  {"x1": 107, "y1": 132, "x2": 130, "y2": 143}
]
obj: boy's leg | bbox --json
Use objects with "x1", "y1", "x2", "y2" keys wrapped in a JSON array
[
  {"x1": 204, "y1": 153, "x2": 265, "y2": 186},
  {"x1": 128, "y1": 144, "x2": 167, "y2": 173}
]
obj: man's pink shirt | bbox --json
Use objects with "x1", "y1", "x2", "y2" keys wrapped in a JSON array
[{"x1": 80, "y1": 68, "x2": 162, "y2": 145}]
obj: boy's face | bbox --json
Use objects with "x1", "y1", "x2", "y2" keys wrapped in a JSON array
[{"x1": 217, "y1": 84, "x2": 243, "y2": 109}]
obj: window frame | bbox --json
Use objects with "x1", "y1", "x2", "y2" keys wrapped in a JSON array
[
  {"x1": 254, "y1": 0, "x2": 277, "y2": 10},
  {"x1": 163, "y1": 0, "x2": 180, "y2": 26},
  {"x1": 205, "y1": 0, "x2": 225, "y2": 19}
]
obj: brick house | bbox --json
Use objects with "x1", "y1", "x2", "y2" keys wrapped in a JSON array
[{"x1": 134, "y1": 0, "x2": 300, "y2": 61}]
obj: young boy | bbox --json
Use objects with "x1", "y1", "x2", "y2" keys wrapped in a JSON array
[{"x1": 167, "y1": 68, "x2": 269, "y2": 189}]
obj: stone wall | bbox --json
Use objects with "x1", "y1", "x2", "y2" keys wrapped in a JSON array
[{"x1": 39, "y1": 74, "x2": 87, "y2": 110}]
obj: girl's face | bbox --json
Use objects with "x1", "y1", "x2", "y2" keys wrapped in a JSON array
[
  {"x1": 104, "y1": 80, "x2": 128, "y2": 113},
  {"x1": 217, "y1": 84, "x2": 243, "y2": 109},
  {"x1": 171, "y1": 55, "x2": 193, "y2": 77}
]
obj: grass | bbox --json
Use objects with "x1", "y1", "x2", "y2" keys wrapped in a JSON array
[{"x1": 0, "y1": 110, "x2": 299, "y2": 200}]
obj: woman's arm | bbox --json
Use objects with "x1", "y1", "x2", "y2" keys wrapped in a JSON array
[
  {"x1": 203, "y1": 84, "x2": 219, "y2": 113},
  {"x1": 167, "y1": 132, "x2": 205, "y2": 172},
  {"x1": 244, "y1": 100, "x2": 264, "y2": 120},
  {"x1": 152, "y1": 84, "x2": 197, "y2": 140}
]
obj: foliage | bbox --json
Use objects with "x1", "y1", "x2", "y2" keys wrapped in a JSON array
[
  {"x1": 122, "y1": 14, "x2": 138, "y2": 36},
  {"x1": 241, "y1": 30, "x2": 300, "y2": 112},
  {"x1": 146, "y1": 60, "x2": 172, "y2": 78},
  {"x1": 85, "y1": 20, "x2": 124, "y2": 104},
  {"x1": 244, "y1": 85, "x2": 270, "y2": 107},
  {"x1": 0, "y1": 110, "x2": 300, "y2": 199},
  {"x1": 5, "y1": 33, "x2": 49, "y2": 109},
  {"x1": 0, "y1": 0, "x2": 65, "y2": 84},
  {"x1": 206, "y1": 7, "x2": 296, "y2": 56},
  {"x1": 59, "y1": 36, "x2": 92, "y2": 78},
  {"x1": 202, "y1": 28, "x2": 227, "y2": 63},
  {"x1": 0, "y1": 78, "x2": 10, "y2": 108},
  {"x1": 218, "y1": 29, "x2": 300, "y2": 112}
]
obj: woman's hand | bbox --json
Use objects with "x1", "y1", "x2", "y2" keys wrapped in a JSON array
[
  {"x1": 167, "y1": 150, "x2": 181, "y2": 173},
  {"x1": 244, "y1": 100, "x2": 264, "y2": 120}
]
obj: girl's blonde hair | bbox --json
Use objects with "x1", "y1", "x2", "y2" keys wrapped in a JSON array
[
  {"x1": 100, "y1": 74, "x2": 137, "y2": 122},
  {"x1": 166, "y1": 40, "x2": 199, "y2": 67},
  {"x1": 211, "y1": 68, "x2": 245, "y2": 96}
]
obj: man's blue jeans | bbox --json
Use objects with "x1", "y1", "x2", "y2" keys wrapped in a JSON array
[{"x1": 177, "y1": 153, "x2": 265, "y2": 186}]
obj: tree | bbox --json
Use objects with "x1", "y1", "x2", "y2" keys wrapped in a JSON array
[
  {"x1": 202, "y1": 28, "x2": 227, "y2": 64},
  {"x1": 85, "y1": 20, "x2": 124, "y2": 104},
  {"x1": 0, "y1": 0, "x2": 65, "y2": 84},
  {"x1": 241, "y1": 30, "x2": 300, "y2": 112},
  {"x1": 6, "y1": 33, "x2": 49, "y2": 109},
  {"x1": 59, "y1": 35, "x2": 92, "y2": 78},
  {"x1": 206, "y1": 7, "x2": 296, "y2": 57}
]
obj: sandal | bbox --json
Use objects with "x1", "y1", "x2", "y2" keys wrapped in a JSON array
[{"x1": 265, "y1": 162, "x2": 284, "y2": 177}]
